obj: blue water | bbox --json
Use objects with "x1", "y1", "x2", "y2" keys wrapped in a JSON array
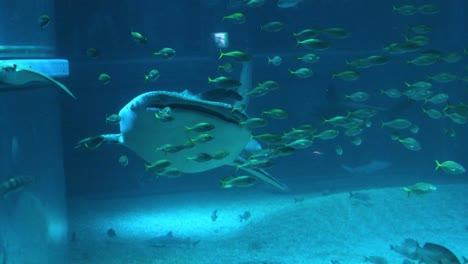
[
  {"x1": 1, "y1": 0, "x2": 467, "y2": 263},
  {"x1": 58, "y1": 0, "x2": 468, "y2": 195}
]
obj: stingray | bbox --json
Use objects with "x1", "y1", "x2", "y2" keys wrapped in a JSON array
[
  {"x1": 0, "y1": 62, "x2": 76, "y2": 99},
  {"x1": 76, "y1": 63, "x2": 287, "y2": 190}
]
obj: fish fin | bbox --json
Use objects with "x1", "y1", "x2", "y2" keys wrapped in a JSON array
[{"x1": 435, "y1": 160, "x2": 441, "y2": 170}]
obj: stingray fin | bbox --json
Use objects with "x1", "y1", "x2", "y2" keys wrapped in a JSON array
[
  {"x1": 15, "y1": 68, "x2": 77, "y2": 99},
  {"x1": 75, "y1": 134, "x2": 120, "y2": 150}
]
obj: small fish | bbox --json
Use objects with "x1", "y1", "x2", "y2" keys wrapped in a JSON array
[
  {"x1": 239, "y1": 117, "x2": 268, "y2": 128},
  {"x1": 268, "y1": 56, "x2": 282, "y2": 66},
  {"x1": 144, "y1": 159, "x2": 172, "y2": 172},
  {"x1": 348, "y1": 136, "x2": 361, "y2": 146},
  {"x1": 251, "y1": 133, "x2": 283, "y2": 144},
  {"x1": 262, "y1": 108, "x2": 288, "y2": 119},
  {"x1": 345, "y1": 91, "x2": 369, "y2": 102},
  {"x1": 208, "y1": 76, "x2": 242, "y2": 89},
  {"x1": 403, "y1": 182, "x2": 436, "y2": 196},
  {"x1": 332, "y1": 70, "x2": 360, "y2": 81},
  {"x1": 86, "y1": 48, "x2": 99, "y2": 58},
  {"x1": 422, "y1": 108, "x2": 443, "y2": 119},
  {"x1": 38, "y1": 14, "x2": 50, "y2": 29},
  {"x1": 75, "y1": 135, "x2": 105, "y2": 150},
  {"x1": 155, "y1": 144, "x2": 186, "y2": 154},
  {"x1": 363, "y1": 256, "x2": 388, "y2": 264},
  {"x1": 435, "y1": 160, "x2": 465, "y2": 175},
  {"x1": 152, "y1": 48, "x2": 176, "y2": 59},
  {"x1": 428, "y1": 72, "x2": 458, "y2": 83},
  {"x1": 107, "y1": 228, "x2": 117, "y2": 237},
  {"x1": 381, "y1": 88, "x2": 402, "y2": 98},
  {"x1": 98, "y1": 73, "x2": 111, "y2": 85},
  {"x1": 261, "y1": 21, "x2": 285, "y2": 32},
  {"x1": 158, "y1": 168, "x2": 182, "y2": 178},
  {"x1": 217, "y1": 62, "x2": 233, "y2": 73},
  {"x1": 245, "y1": 0, "x2": 266, "y2": 8},
  {"x1": 211, "y1": 210, "x2": 218, "y2": 222},
  {"x1": 212, "y1": 150, "x2": 230, "y2": 160},
  {"x1": 145, "y1": 69, "x2": 160, "y2": 83},
  {"x1": 0, "y1": 176, "x2": 33, "y2": 197},
  {"x1": 293, "y1": 28, "x2": 320, "y2": 40},
  {"x1": 286, "y1": 139, "x2": 313, "y2": 149},
  {"x1": 320, "y1": 27, "x2": 352, "y2": 39},
  {"x1": 220, "y1": 175, "x2": 257, "y2": 188},
  {"x1": 335, "y1": 145, "x2": 343, "y2": 155},
  {"x1": 407, "y1": 24, "x2": 432, "y2": 34},
  {"x1": 418, "y1": 4, "x2": 440, "y2": 15},
  {"x1": 393, "y1": 5, "x2": 418, "y2": 16},
  {"x1": 312, "y1": 129, "x2": 340, "y2": 141},
  {"x1": 131, "y1": 30, "x2": 147, "y2": 44},
  {"x1": 312, "y1": 150, "x2": 324, "y2": 156},
  {"x1": 219, "y1": 50, "x2": 252, "y2": 62},
  {"x1": 191, "y1": 133, "x2": 215, "y2": 144},
  {"x1": 296, "y1": 38, "x2": 330, "y2": 50},
  {"x1": 297, "y1": 53, "x2": 320, "y2": 64},
  {"x1": 106, "y1": 114, "x2": 121, "y2": 125},
  {"x1": 397, "y1": 137, "x2": 422, "y2": 151},
  {"x1": 222, "y1": 12, "x2": 246, "y2": 24},
  {"x1": 147, "y1": 231, "x2": 199, "y2": 248},
  {"x1": 381, "y1": 118, "x2": 412, "y2": 130},
  {"x1": 154, "y1": 106, "x2": 173, "y2": 122},
  {"x1": 186, "y1": 122, "x2": 215, "y2": 133},
  {"x1": 239, "y1": 211, "x2": 251, "y2": 222},
  {"x1": 443, "y1": 128, "x2": 456, "y2": 138},
  {"x1": 187, "y1": 153, "x2": 213, "y2": 162},
  {"x1": 289, "y1": 67, "x2": 314, "y2": 78},
  {"x1": 277, "y1": 0, "x2": 303, "y2": 8}
]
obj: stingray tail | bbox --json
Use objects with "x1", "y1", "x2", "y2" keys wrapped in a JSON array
[
  {"x1": 233, "y1": 158, "x2": 287, "y2": 191},
  {"x1": 74, "y1": 134, "x2": 120, "y2": 150}
]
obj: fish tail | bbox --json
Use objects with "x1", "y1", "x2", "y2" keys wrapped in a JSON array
[
  {"x1": 185, "y1": 126, "x2": 191, "y2": 133},
  {"x1": 208, "y1": 77, "x2": 213, "y2": 83},
  {"x1": 403, "y1": 187, "x2": 411, "y2": 197},
  {"x1": 144, "y1": 164, "x2": 151, "y2": 172},
  {"x1": 218, "y1": 49, "x2": 224, "y2": 60},
  {"x1": 435, "y1": 160, "x2": 441, "y2": 170},
  {"x1": 295, "y1": 39, "x2": 300, "y2": 47},
  {"x1": 267, "y1": 57, "x2": 271, "y2": 64}
]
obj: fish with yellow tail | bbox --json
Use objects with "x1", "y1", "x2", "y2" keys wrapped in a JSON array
[
  {"x1": 220, "y1": 175, "x2": 257, "y2": 188},
  {"x1": 403, "y1": 182, "x2": 437, "y2": 197}
]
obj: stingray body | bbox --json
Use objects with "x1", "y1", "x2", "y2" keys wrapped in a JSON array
[
  {"x1": 118, "y1": 90, "x2": 251, "y2": 173},
  {"x1": 77, "y1": 63, "x2": 286, "y2": 190}
]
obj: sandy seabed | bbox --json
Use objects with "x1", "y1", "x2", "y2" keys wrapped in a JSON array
[{"x1": 68, "y1": 184, "x2": 468, "y2": 264}]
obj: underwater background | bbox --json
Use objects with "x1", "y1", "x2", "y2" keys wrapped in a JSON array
[{"x1": 0, "y1": 0, "x2": 467, "y2": 263}]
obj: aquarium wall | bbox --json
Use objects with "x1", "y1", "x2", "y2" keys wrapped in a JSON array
[
  {"x1": 0, "y1": 88, "x2": 68, "y2": 263},
  {"x1": 0, "y1": 0, "x2": 68, "y2": 263},
  {"x1": 0, "y1": 0, "x2": 56, "y2": 57}
]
